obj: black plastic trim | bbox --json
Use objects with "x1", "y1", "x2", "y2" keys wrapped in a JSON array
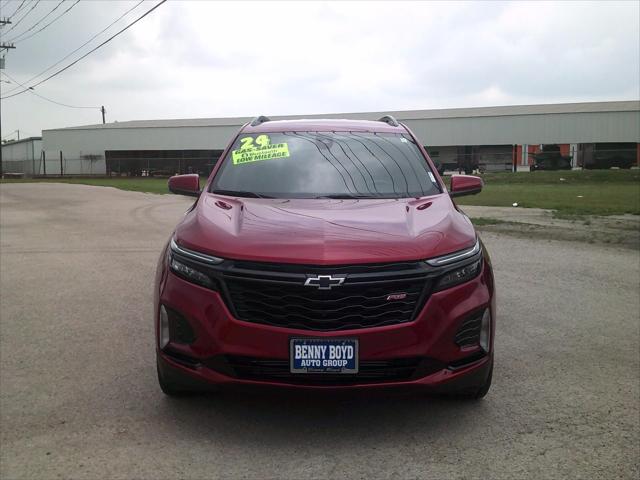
[
  {"x1": 169, "y1": 187, "x2": 201, "y2": 197},
  {"x1": 448, "y1": 350, "x2": 487, "y2": 370},
  {"x1": 450, "y1": 187, "x2": 482, "y2": 198},
  {"x1": 162, "y1": 348, "x2": 201, "y2": 370},
  {"x1": 250, "y1": 115, "x2": 271, "y2": 126},
  {"x1": 378, "y1": 115, "x2": 400, "y2": 127},
  {"x1": 204, "y1": 355, "x2": 447, "y2": 385}
]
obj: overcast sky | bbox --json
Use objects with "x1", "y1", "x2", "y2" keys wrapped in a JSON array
[{"x1": 0, "y1": 0, "x2": 638, "y2": 139}]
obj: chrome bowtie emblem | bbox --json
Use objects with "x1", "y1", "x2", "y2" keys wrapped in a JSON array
[{"x1": 304, "y1": 275, "x2": 346, "y2": 290}]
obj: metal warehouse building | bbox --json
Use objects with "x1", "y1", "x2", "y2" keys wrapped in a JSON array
[
  {"x1": 1, "y1": 137, "x2": 42, "y2": 176},
  {"x1": 4, "y1": 100, "x2": 640, "y2": 176}
]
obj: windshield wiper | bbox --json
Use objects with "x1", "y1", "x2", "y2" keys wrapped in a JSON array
[
  {"x1": 315, "y1": 194, "x2": 379, "y2": 199},
  {"x1": 212, "y1": 189, "x2": 274, "y2": 199}
]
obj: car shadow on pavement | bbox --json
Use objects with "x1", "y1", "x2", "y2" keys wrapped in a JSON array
[{"x1": 152, "y1": 389, "x2": 491, "y2": 447}]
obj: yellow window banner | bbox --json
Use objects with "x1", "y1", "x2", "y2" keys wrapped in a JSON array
[{"x1": 232, "y1": 135, "x2": 291, "y2": 165}]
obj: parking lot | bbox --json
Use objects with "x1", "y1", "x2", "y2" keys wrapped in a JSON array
[{"x1": 1, "y1": 183, "x2": 638, "y2": 479}]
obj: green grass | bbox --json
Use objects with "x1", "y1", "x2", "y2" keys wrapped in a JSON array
[
  {"x1": 470, "y1": 170, "x2": 639, "y2": 184},
  {"x1": 455, "y1": 170, "x2": 640, "y2": 215},
  {"x1": 2, "y1": 169, "x2": 639, "y2": 215},
  {"x1": 470, "y1": 217, "x2": 510, "y2": 226}
]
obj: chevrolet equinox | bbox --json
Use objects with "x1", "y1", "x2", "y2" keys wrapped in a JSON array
[{"x1": 155, "y1": 115, "x2": 495, "y2": 399}]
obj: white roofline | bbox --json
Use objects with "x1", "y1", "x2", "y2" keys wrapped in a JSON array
[
  {"x1": 43, "y1": 100, "x2": 640, "y2": 132},
  {"x1": 1, "y1": 136, "x2": 43, "y2": 146}
]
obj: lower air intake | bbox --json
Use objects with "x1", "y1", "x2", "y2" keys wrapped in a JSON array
[{"x1": 454, "y1": 311, "x2": 484, "y2": 347}]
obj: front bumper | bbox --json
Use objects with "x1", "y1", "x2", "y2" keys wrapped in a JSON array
[{"x1": 155, "y1": 260, "x2": 495, "y2": 392}]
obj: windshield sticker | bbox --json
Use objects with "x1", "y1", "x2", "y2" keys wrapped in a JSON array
[
  {"x1": 232, "y1": 135, "x2": 290, "y2": 165},
  {"x1": 428, "y1": 172, "x2": 436, "y2": 183}
]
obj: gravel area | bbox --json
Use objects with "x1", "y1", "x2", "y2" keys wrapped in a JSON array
[{"x1": 461, "y1": 205, "x2": 640, "y2": 248}]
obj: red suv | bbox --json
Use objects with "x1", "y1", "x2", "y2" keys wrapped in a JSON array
[{"x1": 155, "y1": 116, "x2": 495, "y2": 399}]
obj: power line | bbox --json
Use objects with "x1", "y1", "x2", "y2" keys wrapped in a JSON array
[
  {"x1": 10, "y1": 0, "x2": 82, "y2": 44},
  {"x1": 10, "y1": 1, "x2": 66, "y2": 37},
  {"x1": 2, "y1": 0, "x2": 165, "y2": 100},
  {"x1": 1, "y1": 128, "x2": 38, "y2": 140},
  {"x1": 2, "y1": 0, "x2": 144, "y2": 95},
  {"x1": 0, "y1": 128, "x2": 36, "y2": 140},
  {"x1": 2, "y1": 70, "x2": 99, "y2": 108},
  {"x1": 3, "y1": 0, "x2": 40, "y2": 34},
  {"x1": 6, "y1": 0, "x2": 28, "y2": 19},
  {"x1": 8, "y1": 0, "x2": 74, "y2": 43},
  {"x1": 2, "y1": 129, "x2": 19, "y2": 140}
]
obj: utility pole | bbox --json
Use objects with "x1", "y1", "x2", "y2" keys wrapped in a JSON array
[
  {"x1": 101, "y1": 106, "x2": 106, "y2": 124},
  {"x1": 1, "y1": 16, "x2": 16, "y2": 177}
]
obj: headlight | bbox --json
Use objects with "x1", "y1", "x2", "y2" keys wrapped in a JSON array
[
  {"x1": 426, "y1": 239, "x2": 480, "y2": 267},
  {"x1": 427, "y1": 239, "x2": 483, "y2": 291},
  {"x1": 434, "y1": 258, "x2": 481, "y2": 291},
  {"x1": 170, "y1": 238, "x2": 223, "y2": 265},
  {"x1": 170, "y1": 257, "x2": 217, "y2": 289},
  {"x1": 169, "y1": 238, "x2": 222, "y2": 290}
]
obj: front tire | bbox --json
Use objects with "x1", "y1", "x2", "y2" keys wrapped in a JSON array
[
  {"x1": 471, "y1": 362, "x2": 492, "y2": 399},
  {"x1": 156, "y1": 354, "x2": 193, "y2": 397},
  {"x1": 458, "y1": 361, "x2": 493, "y2": 400}
]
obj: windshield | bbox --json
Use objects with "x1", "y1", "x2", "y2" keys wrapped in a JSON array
[{"x1": 210, "y1": 131, "x2": 441, "y2": 199}]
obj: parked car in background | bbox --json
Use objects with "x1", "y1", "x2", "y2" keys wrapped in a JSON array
[
  {"x1": 585, "y1": 143, "x2": 636, "y2": 169},
  {"x1": 530, "y1": 155, "x2": 573, "y2": 171},
  {"x1": 530, "y1": 145, "x2": 573, "y2": 171},
  {"x1": 156, "y1": 116, "x2": 495, "y2": 399}
]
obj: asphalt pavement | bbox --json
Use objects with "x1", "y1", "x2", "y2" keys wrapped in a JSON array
[{"x1": 1, "y1": 183, "x2": 638, "y2": 479}]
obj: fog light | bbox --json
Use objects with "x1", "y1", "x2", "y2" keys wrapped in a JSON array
[
  {"x1": 159, "y1": 305, "x2": 170, "y2": 349},
  {"x1": 479, "y1": 308, "x2": 491, "y2": 352}
]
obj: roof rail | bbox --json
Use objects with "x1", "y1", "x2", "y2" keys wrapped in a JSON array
[
  {"x1": 250, "y1": 115, "x2": 271, "y2": 127},
  {"x1": 377, "y1": 115, "x2": 400, "y2": 127}
]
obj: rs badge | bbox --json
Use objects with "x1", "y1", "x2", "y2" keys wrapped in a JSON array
[{"x1": 386, "y1": 293, "x2": 408, "y2": 301}]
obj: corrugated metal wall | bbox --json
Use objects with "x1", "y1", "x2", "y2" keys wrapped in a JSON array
[
  {"x1": 43, "y1": 125, "x2": 240, "y2": 159},
  {"x1": 404, "y1": 111, "x2": 640, "y2": 145},
  {"x1": 1, "y1": 139, "x2": 42, "y2": 175}
]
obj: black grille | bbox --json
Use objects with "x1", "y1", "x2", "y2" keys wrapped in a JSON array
[
  {"x1": 206, "y1": 355, "x2": 445, "y2": 385},
  {"x1": 454, "y1": 311, "x2": 483, "y2": 347},
  {"x1": 224, "y1": 277, "x2": 427, "y2": 331}
]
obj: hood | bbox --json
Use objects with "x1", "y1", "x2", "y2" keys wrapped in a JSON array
[{"x1": 174, "y1": 193, "x2": 476, "y2": 265}]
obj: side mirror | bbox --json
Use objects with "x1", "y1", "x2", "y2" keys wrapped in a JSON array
[
  {"x1": 450, "y1": 175, "x2": 483, "y2": 198},
  {"x1": 168, "y1": 174, "x2": 200, "y2": 197}
]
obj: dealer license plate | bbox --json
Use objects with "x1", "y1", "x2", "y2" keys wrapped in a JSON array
[{"x1": 290, "y1": 338, "x2": 358, "y2": 374}]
